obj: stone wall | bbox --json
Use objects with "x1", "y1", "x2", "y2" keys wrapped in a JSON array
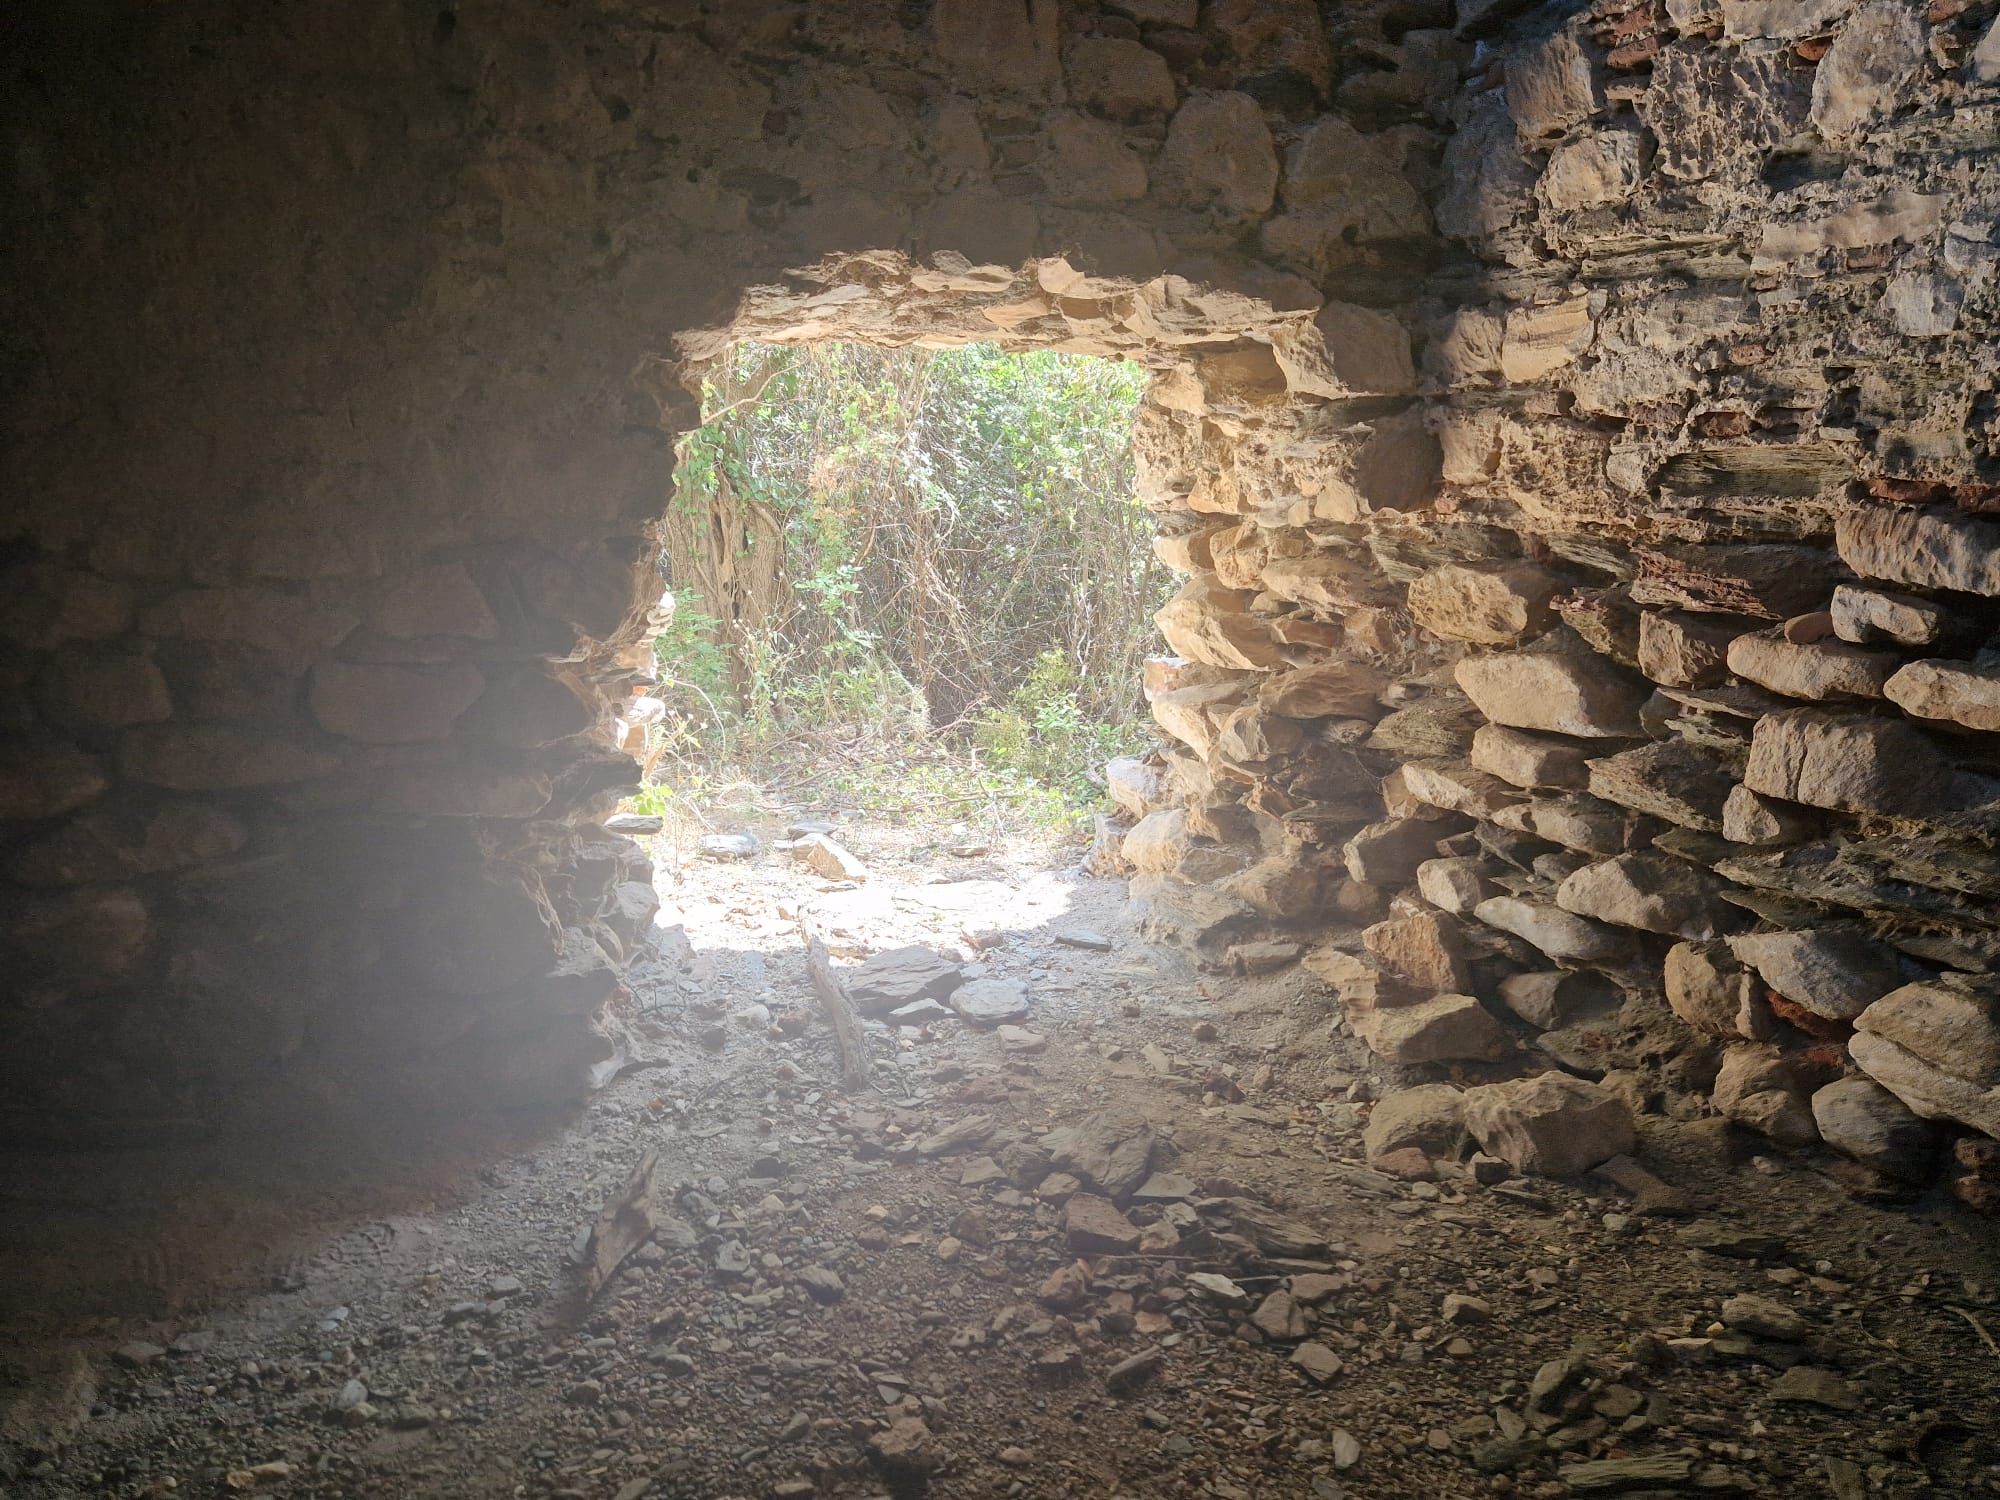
[
  {"x1": 0, "y1": 1, "x2": 1445, "y2": 1139},
  {"x1": 1110, "y1": 0, "x2": 2000, "y2": 1206},
  {"x1": 6, "y1": 0, "x2": 1997, "y2": 1204}
]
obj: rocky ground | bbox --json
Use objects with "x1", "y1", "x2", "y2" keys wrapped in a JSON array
[{"x1": 3, "y1": 810, "x2": 1999, "y2": 1499}]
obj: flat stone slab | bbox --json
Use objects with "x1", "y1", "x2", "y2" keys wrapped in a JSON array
[{"x1": 949, "y1": 977, "x2": 1032, "y2": 1027}]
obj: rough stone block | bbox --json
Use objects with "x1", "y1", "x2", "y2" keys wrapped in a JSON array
[
  {"x1": 1856, "y1": 977, "x2": 2000, "y2": 1085},
  {"x1": 1884, "y1": 659, "x2": 2000, "y2": 732},
  {"x1": 1713, "y1": 1043, "x2": 1818, "y2": 1148},
  {"x1": 1463, "y1": 1074, "x2": 1635, "y2": 1177},
  {"x1": 1835, "y1": 506, "x2": 2000, "y2": 597},
  {"x1": 1455, "y1": 651, "x2": 1647, "y2": 738},
  {"x1": 1474, "y1": 894, "x2": 1629, "y2": 963},
  {"x1": 1585, "y1": 739, "x2": 1734, "y2": 832},
  {"x1": 1470, "y1": 723, "x2": 1592, "y2": 789},
  {"x1": 1811, "y1": 1076, "x2": 1937, "y2": 1181},
  {"x1": 1407, "y1": 561, "x2": 1560, "y2": 645},
  {"x1": 1829, "y1": 584, "x2": 1946, "y2": 647},
  {"x1": 118, "y1": 725, "x2": 339, "y2": 791},
  {"x1": 1636, "y1": 611, "x2": 1745, "y2": 688},
  {"x1": 308, "y1": 661, "x2": 488, "y2": 743},
  {"x1": 1741, "y1": 708, "x2": 1950, "y2": 817},
  {"x1": 1727, "y1": 928, "x2": 1901, "y2": 1023},
  {"x1": 1556, "y1": 852, "x2": 1737, "y2": 941},
  {"x1": 1352, "y1": 992, "x2": 1509, "y2": 1064},
  {"x1": 1064, "y1": 37, "x2": 1176, "y2": 118},
  {"x1": 1724, "y1": 634, "x2": 1896, "y2": 702},
  {"x1": 1158, "y1": 91, "x2": 1277, "y2": 217}
]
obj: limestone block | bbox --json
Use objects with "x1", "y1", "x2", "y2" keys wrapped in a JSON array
[
  {"x1": 1723, "y1": 0, "x2": 1855, "y2": 42},
  {"x1": 1218, "y1": 851, "x2": 1330, "y2": 919},
  {"x1": 2, "y1": 885, "x2": 149, "y2": 998},
  {"x1": 1344, "y1": 816, "x2": 1449, "y2": 887},
  {"x1": 1416, "y1": 856, "x2": 1494, "y2": 915},
  {"x1": 1720, "y1": 784, "x2": 1817, "y2": 847},
  {"x1": 119, "y1": 725, "x2": 340, "y2": 791},
  {"x1": 933, "y1": 0, "x2": 1059, "y2": 87},
  {"x1": 1065, "y1": 36, "x2": 1176, "y2": 117},
  {"x1": 140, "y1": 586, "x2": 359, "y2": 658},
  {"x1": 1537, "y1": 126, "x2": 1646, "y2": 211},
  {"x1": 1455, "y1": 651, "x2": 1647, "y2": 738},
  {"x1": 1756, "y1": 189, "x2": 1947, "y2": 266},
  {"x1": 369, "y1": 563, "x2": 499, "y2": 640},
  {"x1": 1210, "y1": 705, "x2": 1304, "y2": 778},
  {"x1": 1856, "y1": 977, "x2": 2000, "y2": 1084},
  {"x1": 1463, "y1": 1074, "x2": 1635, "y2": 1177},
  {"x1": 1506, "y1": 25, "x2": 1601, "y2": 139},
  {"x1": 32, "y1": 645, "x2": 172, "y2": 732},
  {"x1": 1158, "y1": 91, "x2": 1278, "y2": 217},
  {"x1": 1363, "y1": 1083, "x2": 1466, "y2": 1169},
  {"x1": 1836, "y1": 505, "x2": 2000, "y2": 596},
  {"x1": 0, "y1": 741, "x2": 109, "y2": 820},
  {"x1": 1474, "y1": 894, "x2": 1629, "y2": 963},
  {"x1": 6, "y1": 799, "x2": 247, "y2": 887},
  {"x1": 1498, "y1": 295, "x2": 1594, "y2": 383},
  {"x1": 1398, "y1": 760, "x2": 1524, "y2": 819},
  {"x1": 1725, "y1": 634, "x2": 1895, "y2": 701},
  {"x1": 1363, "y1": 908, "x2": 1471, "y2": 993},
  {"x1": 1637, "y1": 611, "x2": 1746, "y2": 688},
  {"x1": 1121, "y1": 808, "x2": 1194, "y2": 875},
  {"x1": 1883, "y1": 272, "x2": 1963, "y2": 337},
  {"x1": 1043, "y1": 112, "x2": 1148, "y2": 205},
  {"x1": 1586, "y1": 739, "x2": 1733, "y2": 832},
  {"x1": 0, "y1": 562, "x2": 134, "y2": 650},
  {"x1": 1713, "y1": 1044, "x2": 1818, "y2": 1147},
  {"x1": 308, "y1": 661, "x2": 488, "y2": 743},
  {"x1": 1809, "y1": 2, "x2": 1924, "y2": 142},
  {"x1": 1470, "y1": 723, "x2": 1592, "y2": 789},
  {"x1": 1556, "y1": 852, "x2": 1737, "y2": 941},
  {"x1": 1499, "y1": 969, "x2": 1614, "y2": 1031},
  {"x1": 1207, "y1": 0, "x2": 1334, "y2": 95},
  {"x1": 456, "y1": 667, "x2": 594, "y2": 748},
  {"x1": 1741, "y1": 708, "x2": 1950, "y2": 816},
  {"x1": 1267, "y1": 302, "x2": 1416, "y2": 399},
  {"x1": 1352, "y1": 993, "x2": 1509, "y2": 1065},
  {"x1": 1154, "y1": 575, "x2": 1283, "y2": 670},
  {"x1": 1884, "y1": 659, "x2": 2000, "y2": 732},
  {"x1": 1810, "y1": 1077, "x2": 1937, "y2": 1181},
  {"x1": 397, "y1": 867, "x2": 563, "y2": 998},
  {"x1": 1631, "y1": 544, "x2": 1845, "y2": 620},
  {"x1": 1105, "y1": 756, "x2": 1169, "y2": 819},
  {"x1": 1256, "y1": 660, "x2": 1384, "y2": 720},
  {"x1": 1494, "y1": 790, "x2": 1644, "y2": 856},
  {"x1": 1850, "y1": 1029, "x2": 2000, "y2": 1139},
  {"x1": 1408, "y1": 561, "x2": 1560, "y2": 645},
  {"x1": 1829, "y1": 585, "x2": 1946, "y2": 647},
  {"x1": 1727, "y1": 928, "x2": 1901, "y2": 1022},
  {"x1": 1665, "y1": 940, "x2": 1757, "y2": 1039}
]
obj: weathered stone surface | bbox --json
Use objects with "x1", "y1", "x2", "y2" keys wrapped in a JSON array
[
  {"x1": 1104, "y1": 756, "x2": 1170, "y2": 820},
  {"x1": 0, "y1": 885, "x2": 149, "y2": 997},
  {"x1": 1407, "y1": 561, "x2": 1559, "y2": 645},
  {"x1": 1727, "y1": 929, "x2": 1901, "y2": 1023},
  {"x1": 1159, "y1": 91, "x2": 1277, "y2": 217},
  {"x1": 1499, "y1": 970, "x2": 1613, "y2": 1031},
  {"x1": 1456, "y1": 652, "x2": 1647, "y2": 739},
  {"x1": 0, "y1": 742, "x2": 109, "y2": 821},
  {"x1": 1636, "y1": 611, "x2": 1745, "y2": 689},
  {"x1": 118, "y1": 725, "x2": 339, "y2": 791},
  {"x1": 1724, "y1": 634, "x2": 1896, "y2": 702},
  {"x1": 1498, "y1": 294, "x2": 1594, "y2": 383},
  {"x1": 844, "y1": 947, "x2": 964, "y2": 1019},
  {"x1": 1344, "y1": 816, "x2": 1448, "y2": 887},
  {"x1": 1065, "y1": 36, "x2": 1176, "y2": 118},
  {"x1": 1586, "y1": 739, "x2": 1733, "y2": 832},
  {"x1": 1043, "y1": 1115, "x2": 1158, "y2": 1200},
  {"x1": 1470, "y1": 723, "x2": 1592, "y2": 789},
  {"x1": 1362, "y1": 1083, "x2": 1466, "y2": 1170},
  {"x1": 1835, "y1": 506, "x2": 2000, "y2": 597},
  {"x1": 1155, "y1": 576, "x2": 1283, "y2": 669},
  {"x1": 1474, "y1": 895, "x2": 1629, "y2": 963},
  {"x1": 1416, "y1": 856, "x2": 1493, "y2": 915},
  {"x1": 308, "y1": 662, "x2": 487, "y2": 743},
  {"x1": 1850, "y1": 1029, "x2": 2000, "y2": 1139},
  {"x1": 1714, "y1": 1044, "x2": 1818, "y2": 1148},
  {"x1": 1556, "y1": 852, "x2": 1737, "y2": 941},
  {"x1": 1256, "y1": 660, "x2": 1383, "y2": 719},
  {"x1": 1856, "y1": 977, "x2": 2000, "y2": 1084},
  {"x1": 1397, "y1": 760, "x2": 1524, "y2": 819},
  {"x1": 950, "y1": 978, "x2": 1033, "y2": 1028},
  {"x1": 33, "y1": 645, "x2": 172, "y2": 731},
  {"x1": 1352, "y1": 993, "x2": 1510, "y2": 1064},
  {"x1": 933, "y1": 0, "x2": 1059, "y2": 86},
  {"x1": 1631, "y1": 545, "x2": 1846, "y2": 621},
  {"x1": 1829, "y1": 584, "x2": 1946, "y2": 648},
  {"x1": 1811, "y1": 1076, "x2": 1937, "y2": 1181},
  {"x1": 395, "y1": 869, "x2": 561, "y2": 998},
  {"x1": 1720, "y1": 785, "x2": 1817, "y2": 847},
  {"x1": 1810, "y1": 1, "x2": 1924, "y2": 142},
  {"x1": 1363, "y1": 909, "x2": 1470, "y2": 993},
  {"x1": 140, "y1": 586, "x2": 358, "y2": 658},
  {"x1": 6, "y1": 799, "x2": 248, "y2": 887},
  {"x1": 1884, "y1": 660, "x2": 2000, "y2": 732},
  {"x1": 1741, "y1": 709, "x2": 1950, "y2": 817},
  {"x1": 1463, "y1": 1074, "x2": 1635, "y2": 1178},
  {"x1": 369, "y1": 563, "x2": 499, "y2": 640},
  {"x1": 1272, "y1": 302, "x2": 1416, "y2": 399},
  {"x1": 1062, "y1": 1193, "x2": 1141, "y2": 1254},
  {"x1": 1495, "y1": 791, "x2": 1645, "y2": 856},
  {"x1": 1506, "y1": 25, "x2": 1600, "y2": 139},
  {"x1": 1665, "y1": 940, "x2": 1756, "y2": 1039},
  {"x1": 1538, "y1": 125, "x2": 1645, "y2": 211}
]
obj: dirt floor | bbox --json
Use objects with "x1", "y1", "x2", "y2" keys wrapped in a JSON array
[{"x1": 4, "y1": 807, "x2": 2000, "y2": 1499}]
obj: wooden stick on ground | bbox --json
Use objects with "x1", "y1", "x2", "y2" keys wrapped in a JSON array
[{"x1": 803, "y1": 928, "x2": 871, "y2": 1093}]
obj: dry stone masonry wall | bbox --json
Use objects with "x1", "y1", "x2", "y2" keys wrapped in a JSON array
[
  {"x1": 1108, "y1": 0, "x2": 2000, "y2": 1209},
  {"x1": 0, "y1": 1, "x2": 1446, "y2": 1141},
  {"x1": 6, "y1": 0, "x2": 2000, "y2": 1209}
]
